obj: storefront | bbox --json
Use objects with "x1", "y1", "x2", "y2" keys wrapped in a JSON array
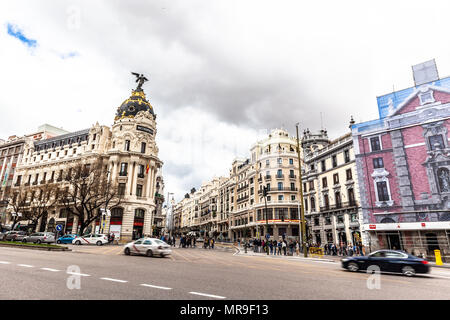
[{"x1": 132, "y1": 209, "x2": 144, "y2": 240}]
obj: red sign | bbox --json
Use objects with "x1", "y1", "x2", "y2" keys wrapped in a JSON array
[
  {"x1": 421, "y1": 223, "x2": 426, "y2": 227},
  {"x1": 369, "y1": 224, "x2": 376, "y2": 230}
]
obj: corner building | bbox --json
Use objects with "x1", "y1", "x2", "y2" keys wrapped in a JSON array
[
  {"x1": 10, "y1": 82, "x2": 162, "y2": 243},
  {"x1": 352, "y1": 71, "x2": 450, "y2": 260}
]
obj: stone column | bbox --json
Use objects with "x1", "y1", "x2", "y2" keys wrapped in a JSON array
[
  {"x1": 142, "y1": 204, "x2": 154, "y2": 237},
  {"x1": 344, "y1": 213, "x2": 352, "y2": 245},
  {"x1": 120, "y1": 205, "x2": 134, "y2": 243},
  {"x1": 72, "y1": 215, "x2": 79, "y2": 235}
]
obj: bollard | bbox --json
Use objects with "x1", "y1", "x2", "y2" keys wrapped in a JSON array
[{"x1": 435, "y1": 249, "x2": 443, "y2": 266}]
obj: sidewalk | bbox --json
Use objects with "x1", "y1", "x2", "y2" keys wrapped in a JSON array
[{"x1": 234, "y1": 246, "x2": 450, "y2": 268}]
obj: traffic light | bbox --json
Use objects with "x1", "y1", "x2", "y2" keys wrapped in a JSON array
[{"x1": 263, "y1": 186, "x2": 267, "y2": 197}]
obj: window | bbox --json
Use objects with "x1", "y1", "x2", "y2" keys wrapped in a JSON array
[
  {"x1": 290, "y1": 182, "x2": 295, "y2": 191},
  {"x1": 136, "y1": 184, "x2": 143, "y2": 197},
  {"x1": 124, "y1": 140, "x2": 130, "y2": 151},
  {"x1": 266, "y1": 159, "x2": 270, "y2": 166},
  {"x1": 266, "y1": 183, "x2": 270, "y2": 191},
  {"x1": 429, "y1": 135, "x2": 445, "y2": 150},
  {"x1": 289, "y1": 170, "x2": 294, "y2": 178},
  {"x1": 332, "y1": 155, "x2": 337, "y2": 168},
  {"x1": 333, "y1": 173, "x2": 339, "y2": 184},
  {"x1": 278, "y1": 195, "x2": 284, "y2": 201},
  {"x1": 351, "y1": 213, "x2": 358, "y2": 222},
  {"x1": 322, "y1": 177, "x2": 328, "y2": 188},
  {"x1": 309, "y1": 180, "x2": 314, "y2": 190},
  {"x1": 376, "y1": 181, "x2": 390, "y2": 201},
  {"x1": 348, "y1": 188, "x2": 356, "y2": 205},
  {"x1": 370, "y1": 136, "x2": 381, "y2": 151},
  {"x1": 323, "y1": 194, "x2": 329, "y2": 209},
  {"x1": 310, "y1": 164, "x2": 315, "y2": 171},
  {"x1": 337, "y1": 215, "x2": 344, "y2": 224},
  {"x1": 266, "y1": 196, "x2": 271, "y2": 201},
  {"x1": 138, "y1": 165, "x2": 145, "y2": 177},
  {"x1": 278, "y1": 182, "x2": 283, "y2": 190},
  {"x1": 310, "y1": 197, "x2": 316, "y2": 211},
  {"x1": 321, "y1": 160, "x2": 326, "y2": 172},
  {"x1": 277, "y1": 158, "x2": 282, "y2": 164},
  {"x1": 93, "y1": 133, "x2": 97, "y2": 141},
  {"x1": 141, "y1": 142, "x2": 146, "y2": 153},
  {"x1": 419, "y1": 91, "x2": 434, "y2": 105},
  {"x1": 335, "y1": 192, "x2": 342, "y2": 207},
  {"x1": 277, "y1": 169, "x2": 282, "y2": 178},
  {"x1": 346, "y1": 169, "x2": 352, "y2": 181},
  {"x1": 304, "y1": 198, "x2": 308, "y2": 211},
  {"x1": 373, "y1": 157, "x2": 384, "y2": 169},
  {"x1": 291, "y1": 195, "x2": 296, "y2": 201},
  {"x1": 303, "y1": 183, "x2": 307, "y2": 192},
  {"x1": 118, "y1": 183, "x2": 126, "y2": 195},
  {"x1": 119, "y1": 163, "x2": 128, "y2": 176},
  {"x1": 135, "y1": 209, "x2": 145, "y2": 218},
  {"x1": 289, "y1": 158, "x2": 293, "y2": 165},
  {"x1": 344, "y1": 150, "x2": 350, "y2": 163}
]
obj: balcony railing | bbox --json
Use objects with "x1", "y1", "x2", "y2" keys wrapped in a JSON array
[
  {"x1": 137, "y1": 173, "x2": 145, "y2": 179},
  {"x1": 275, "y1": 174, "x2": 284, "y2": 179},
  {"x1": 119, "y1": 171, "x2": 128, "y2": 177},
  {"x1": 264, "y1": 175, "x2": 271, "y2": 180},
  {"x1": 32, "y1": 181, "x2": 38, "y2": 186},
  {"x1": 289, "y1": 175, "x2": 296, "y2": 179},
  {"x1": 14, "y1": 182, "x2": 21, "y2": 187},
  {"x1": 320, "y1": 201, "x2": 358, "y2": 212}
]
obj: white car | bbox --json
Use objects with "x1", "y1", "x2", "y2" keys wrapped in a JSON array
[
  {"x1": 123, "y1": 238, "x2": 172, "y2": 257},
  {"x1": 72, "y1": 233, "x2": 108, "y2": 246}
]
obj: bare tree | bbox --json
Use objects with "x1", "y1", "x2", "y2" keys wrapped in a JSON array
[
  {"x1": 59, "y1": 159, "x2": 122, "y2": 236},
  {"x1": 26, "y1": 184, "x2": 59, "y2": 232},
  {"x1": 6, "y1": 187, "x2": 31, "y2": 231}
]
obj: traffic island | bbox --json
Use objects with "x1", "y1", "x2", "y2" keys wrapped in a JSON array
[{"x1": 0, "y1": 241, "x2": 71, "y2": 251}]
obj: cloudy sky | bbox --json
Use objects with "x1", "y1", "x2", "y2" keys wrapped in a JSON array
[{"x1": 1, "y1": 0, "x2": 450, "y2": 201}]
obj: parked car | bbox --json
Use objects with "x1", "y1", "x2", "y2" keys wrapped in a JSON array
[
  {"x1": 57, "y1": 234, "x2": 77, "y2": 244},
  {"x1": 72, "y1": 234, "x2": 108, "y2": 246},
  {"x1": 22, "y1": 232, "x2": 55, "y2": 244},
  {"x1": 341, "y1": 249, "x2": 430, "y2": 277},
  {"x1": 0, "y1": 232, "x2": 6, "y2": 241},
  {"x1": 123, "y1": 238, "x2": 171, "y2": 257},
  {"x1": 4, "y1": 231, "x2": 27, "y2": 241}
]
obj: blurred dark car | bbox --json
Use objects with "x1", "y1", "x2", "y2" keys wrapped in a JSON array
[{"x1": 341, "y1": 249, "x2": 430, "y2": 276}]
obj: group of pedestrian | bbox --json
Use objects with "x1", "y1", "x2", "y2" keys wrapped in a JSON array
[
  {"x1": 178, "y1": 235, "x2": 197, "y2": 248},
  {"x1": 203, "y1": 237, "x2": 215, "y2": 249},
  {"x1": 322, "y1": 242, "x2": 364, "y2": 256},
  {"x1": 247, "y1": 238, "x2": 302, "y2": 256}
]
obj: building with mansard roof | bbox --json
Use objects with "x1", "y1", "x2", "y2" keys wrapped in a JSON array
[{"x1": 6, "y1": 78, "x2": 162, "y2": 243}]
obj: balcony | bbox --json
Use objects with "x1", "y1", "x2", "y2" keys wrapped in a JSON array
[
  {"x1": 14, "y1": 182, "x2": 21, "y2": 187},
  {"x1": 237, "y1": 195, "x2": 249, "y2": 203},
  {"x1": 32, "y1": 181, "x2": 38, "y2": 186},
  {"x1": 40, "y1": 180, "x2": 46, "y2": 184},
  {"x1": 264, "y1": 175, "x2": 271, "y2": 180},
  {"x1": 275, "y1": 174, "x2": 284, "y2": 179},
  {"x1": 237, "y1": 185, "x2": 249, "y2": 192},
  {"x1": 320, "y1": 201, "x2": 358, "y2": 212},
  {"x1": 289, "y1": 175, "x2": 296, "y2": 179},
  {"x1": 57, "y1": 176, "x2": 63, "y2": 182},
  {"x1": 24, "y1": 182, "x2": 30, "y2": 186},
  {"x1": 119, "y1": 171, "x2": 128, "y2": 177},
  {"x1": 137, "y1": 173, "x2": 145, "y2": 179}
]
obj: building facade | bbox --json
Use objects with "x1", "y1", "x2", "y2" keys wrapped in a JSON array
[
  {"x1": 301, "y1": 129, "x2": 364, "y2": 247},
  {"x1": 6, "y1": 80, "x2": 162, "y2": 243},
  {"x1": 352, "y1": 71, "x2": 450, "y2": 260},
  {"x1": 0, "y1": 124, "x2": 68, "y2": 229},
  {"x1": 173, "y1": 128, "x2": 303, "y2": 241}
]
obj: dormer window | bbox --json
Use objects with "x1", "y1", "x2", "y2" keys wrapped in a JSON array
[{"x1": 419, "y1": 91, "x2": 434, "y2": 105}]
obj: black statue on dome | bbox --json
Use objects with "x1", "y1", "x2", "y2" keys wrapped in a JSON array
[{"x1": 131, "y1": 72, "x2": 148, "y2": 91}]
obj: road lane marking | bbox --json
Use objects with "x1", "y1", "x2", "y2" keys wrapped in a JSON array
[
  {"x1": 140, "y1": 284, "x2": 172, "y2": 290},
  {"x1": 189, "y1": 292, "x2": 226, "y2": 299},
  {"x1": 171, "y1": 250, "x2": 193, "y2": 262},
  {"x1": 0, "y1": 261, "x2": 10, "y2": 264},
  {"x1": 66, "y1": 272, "x2": 90, "y2": 277},
  {"x1": 17, "y1": 264, "x2": 33, "y2": 268},
  {"x1": 41, "y1": 268, "x2": 60, "y2": 272},
  {"x1": 100, "y1": 277, "x2": 128, "y2": 283}
]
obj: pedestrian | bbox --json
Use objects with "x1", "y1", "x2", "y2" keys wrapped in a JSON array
[
  {"x1": 282, "y1": 240, "x2": 287, "y2": 255},
  {"x1": 269, "y1": 241, "x2": 273, "y2": 254},
  {"x1": 277, "y1": 240, "x2": 282, "y2": 255},
  {"x1": 210, "y1": 238, "x2": 214, "y2": 249},
  {"x1": 295, "y1": 241, "x2": 300, "y2": 256}
]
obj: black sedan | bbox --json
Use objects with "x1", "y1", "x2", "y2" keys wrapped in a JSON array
[{"x1": 341, "y1": 250, "x2": 430, "y2": 276}]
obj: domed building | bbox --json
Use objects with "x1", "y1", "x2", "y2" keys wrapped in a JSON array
[{"x1": 8, "y1": 74, "x2": 163, "y2": 243}]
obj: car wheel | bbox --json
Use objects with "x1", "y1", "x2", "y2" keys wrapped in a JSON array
[
  {"x1": 146, "y1": 250, "x2": 153, "y2": 257},
  {"x1": 57, "y1": 240, "x2": 61, "y2": 244},
  {"x1": 36, "y1": 240, "x2": 42, "y2": 244},
  {"x1": 75, "y1": 240, "x2": 81, "y2": 245},
  {"x1": 96, "y1": 241, "x2": 102, "y2": 246},
  {"x1": 124, "y1": 248, "x2": 131, "y2": 255},
  {"x1": 22, "y1": 239, "x2": 27, "y2": 243},
  {"x1": 402, "y1": 266, "x2": 416, "y2": 277},
  {"x1": 347, "y1": 262, "x2": 359, "y2": 272}
]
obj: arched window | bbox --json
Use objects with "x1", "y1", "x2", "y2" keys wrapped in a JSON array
[
  {"x1": 111, "y1": 207, "x2": 124, "y2": 218},
  {"x1": 380, "y1": 217, "x2": 395, "y2": 224},
  {"x1": 135, "y1": 209, "x2": 145, "y2": 218}
]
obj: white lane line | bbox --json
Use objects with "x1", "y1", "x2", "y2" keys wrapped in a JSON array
[
  {"x1": 140, "y1": 284, "x2": 172, "y2": 290},
  {"x1": 17, "y1": 264, "x2": 33, "y2": 268},
  {"x1": 0, "y1": 261, "x2": 11, "y2": 264},
  {"x1": 66, "y1": 272, "x2": 90, "y2": 277},
  {"x1": 41, "y1": 268, "x2": 60, "y2": 272},
  {"x1": 189, "y1": 291, "x2": 226, "y2": 299},
  {"x1": 100, "y1": 277, "x2": 128, "y2": 283}
]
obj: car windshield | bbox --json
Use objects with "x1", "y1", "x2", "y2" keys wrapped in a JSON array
[
  {"x1": 370, "y1": 251, "x2": 386, "y2": 258},
  {"x1": 154, "y1": 240, "x2": 165, "y2": 244}
]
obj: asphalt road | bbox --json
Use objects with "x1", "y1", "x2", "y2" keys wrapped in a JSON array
[{"x1": 1, "y1": 245, "x2": 450, "y2": 300}]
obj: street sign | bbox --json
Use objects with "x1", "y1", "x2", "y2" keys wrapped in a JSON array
[
  {"x1": 265, "y1": 234, "x2": 270, "y2": 239},
  {"x1": 56, "y1": 224, "x2": 63, "y2": 232}
]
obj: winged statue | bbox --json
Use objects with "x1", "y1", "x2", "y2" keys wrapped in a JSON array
[{"x1": 131, "y1": 72, "x2": 149, "y2": 91}]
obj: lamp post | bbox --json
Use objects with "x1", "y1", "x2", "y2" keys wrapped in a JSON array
[
  {"x1": 263, "y1": 186, "x2": 269, "y2": 255},
  {"x1": 166, "y1": 192, "x2": 174, "y2": 237},
  {"x1": 296, "y1": 123, "x2": 308, "y2": 257}
]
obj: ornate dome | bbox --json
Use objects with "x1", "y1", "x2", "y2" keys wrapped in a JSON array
[{"x1": 115, "y1": 88, "x2": 154, "y2": 121}]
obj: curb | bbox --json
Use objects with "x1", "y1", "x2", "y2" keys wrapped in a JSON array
[
  {"x1": 0, "y1": 243, "x2": 71, "y2": 251},
  {"x1": 234, "y1": 247, "x2": 335, "y2": 262}
]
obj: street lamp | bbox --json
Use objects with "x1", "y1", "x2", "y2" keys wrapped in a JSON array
[
  {"x1": 166, "y1": 192, "x2": 174, "y2": 237},
  {"x1": 263, "y1": 186, "x2": 269, "y2": 255},
  {"x1": 296, "y1": 123, "x2": 308, "y2": 257}
]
